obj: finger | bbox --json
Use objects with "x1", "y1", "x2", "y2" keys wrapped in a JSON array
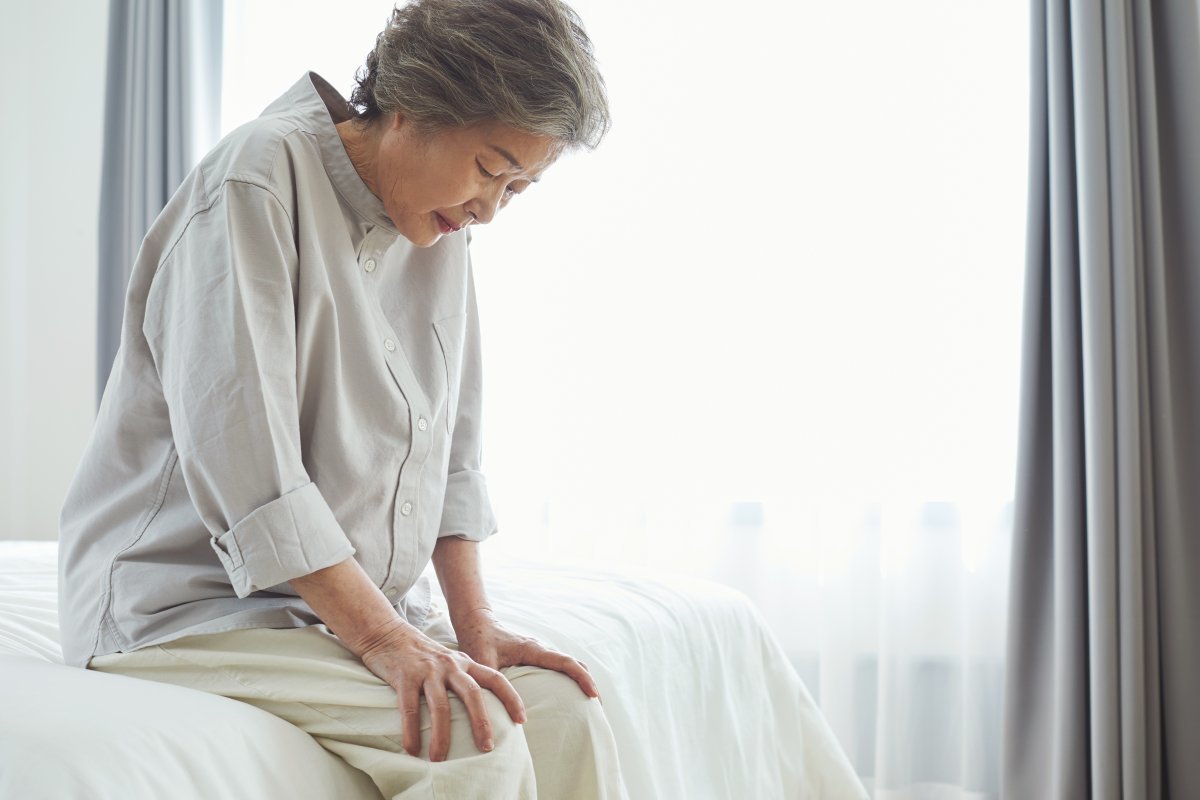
[
  {"x1": 527, "y1": 649, "x2": 601, "y2": 699},
  {"x1": 469, "y1": 661, "x2": 527, "y2": 724},
  {"x1": 446, "y1": 671, "x2": 496, "y2": 752},
  {"x1": 398, "y1": 682, "x2": 424, "y2": 757},
  {"x1": 424, "y1": 679, "x2": 453, "y2": 762}
]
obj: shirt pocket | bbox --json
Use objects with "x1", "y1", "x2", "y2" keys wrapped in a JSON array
[{"x1": 432, "y1": 313, "x2": 466, "y2": 435}]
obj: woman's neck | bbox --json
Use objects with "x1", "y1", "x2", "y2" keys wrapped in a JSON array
[{"x1": 335, "y1": 118, "x2": 383, "y2": 198}]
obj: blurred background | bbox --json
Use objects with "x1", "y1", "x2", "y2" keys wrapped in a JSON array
[{"x1": 1, "y1": 2, "x2": 1027, "y2": 797}]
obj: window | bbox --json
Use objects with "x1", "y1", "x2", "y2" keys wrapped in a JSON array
[{"x1": 223, "y1": 3, "x2": 1027, "y2": 794}]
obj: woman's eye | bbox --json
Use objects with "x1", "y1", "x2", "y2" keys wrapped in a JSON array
[
  {"x1": 503, "y1": 185, "x2": 516, "y2": 197},
  {"x1": 477, "y1": 161, "x2": 497, "y2": 179}
]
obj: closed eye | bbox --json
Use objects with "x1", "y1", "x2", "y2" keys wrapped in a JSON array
[{"x1": 478, "y1": 159, "x2": 527, "y2": 199}]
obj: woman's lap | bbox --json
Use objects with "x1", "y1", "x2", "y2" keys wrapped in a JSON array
[{"x1": 87, "y1": 608, "x2": 625, "y2": 800}]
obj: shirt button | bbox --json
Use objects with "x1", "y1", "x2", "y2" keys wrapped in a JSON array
[
  {"x1": 401, "y1": 501, "x2": 413, "y2": 516},
  {"x1": 364, "y1": 258, "x2": 377, "y2": 273},
  {"x1": 384, "y1": 338, "x2": 396, "y2": 352},
  {"x1": 417, "y1": 417, "x2": 428, "y2": 432},
  {"x1": 385, "y1": 587, "x2": 399, "y2": 600}
]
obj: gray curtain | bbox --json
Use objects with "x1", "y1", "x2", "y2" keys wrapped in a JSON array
[
  {"x1": 97, "y1": 0, "x2": 223, "y2": 406},
  {"x1": 1003, "y1": 0, "x2": 1200, "y2": 797}
]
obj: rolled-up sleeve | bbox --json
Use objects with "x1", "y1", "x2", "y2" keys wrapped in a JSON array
[
  {"x1": 143, "y1": 179, "x2": 355, "y2": 597},
  {"x1": 438, "y1": 249, "x2": 499, "y2": 542}
]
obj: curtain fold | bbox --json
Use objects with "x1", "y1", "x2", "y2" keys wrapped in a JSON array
[
  {"x1": 97, "y1": 0, "x2": 223, "y2": 406},
  {"x1": 1003, "y1": 0, "x2": 1200, "y2": 796}
]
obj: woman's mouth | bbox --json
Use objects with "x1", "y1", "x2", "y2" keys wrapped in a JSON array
[{"x1": 435, "y1": 213, "x2": 460, "y2": 235}]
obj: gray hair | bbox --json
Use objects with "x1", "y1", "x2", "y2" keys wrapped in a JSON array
[{"x1": 349, "y1": 0, "x2": 611, "y2": 151}]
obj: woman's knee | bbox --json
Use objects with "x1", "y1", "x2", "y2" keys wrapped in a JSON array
[
  {"x1": 506, "y1": 667, "x2": 624, "y2": 798},
  {"x1": 511, "y1": 667, "x2": 610, "y2": 739}
]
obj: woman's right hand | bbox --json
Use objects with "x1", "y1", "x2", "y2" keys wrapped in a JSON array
[{"x1": 355, "y1": 617, "x2": 527, "y2": 762}]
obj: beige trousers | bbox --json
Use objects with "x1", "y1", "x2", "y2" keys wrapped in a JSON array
[{"x1": 88, "y1": 602, "x2": 626, "y2": 800}]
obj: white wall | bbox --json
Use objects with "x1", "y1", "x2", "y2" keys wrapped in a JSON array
[{"x1": 0, "y1": 1, "x2": 108, "y2": 540}]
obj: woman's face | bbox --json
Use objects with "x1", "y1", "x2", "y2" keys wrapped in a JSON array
[{"x1": 371, "y1": 115, "x2": 560, "y2": 247}]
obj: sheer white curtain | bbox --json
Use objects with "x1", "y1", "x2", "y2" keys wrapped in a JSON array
[{"x1": 222, "y1": 2, "x2": 1027, "y2": 796}]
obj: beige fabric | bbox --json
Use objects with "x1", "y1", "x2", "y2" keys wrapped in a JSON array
[
  {"x1": 88, "y1": 601, "x2": 627, "y2": 800},
  {"x1": 59, "y1": 72, "x2": 495, "y2": 669}
]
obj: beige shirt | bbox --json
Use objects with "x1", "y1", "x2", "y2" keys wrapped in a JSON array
[{"x1": 58, "y1": 73, "x2": 496, "y2": 669}]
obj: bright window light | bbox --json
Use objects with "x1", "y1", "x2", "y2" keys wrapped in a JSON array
[{"x1": 221, "y1": 0, "x2": 1026, "y2": 569}]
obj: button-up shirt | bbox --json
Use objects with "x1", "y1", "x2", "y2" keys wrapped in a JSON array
[{"x1": 57, "y1": 72, "x2": 497, "y2": 669}]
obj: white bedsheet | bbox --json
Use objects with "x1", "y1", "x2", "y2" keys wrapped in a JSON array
[
  {"x1": 0, "y1": 541, "x2": 380, "y2": 799},
  {"x1": 0, "y1": 541, "x2": 866, "y2": 799}
]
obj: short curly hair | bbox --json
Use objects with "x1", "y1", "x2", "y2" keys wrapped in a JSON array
[{"x1": 349, "y1": 0, "x2": 611, "y2": 151}]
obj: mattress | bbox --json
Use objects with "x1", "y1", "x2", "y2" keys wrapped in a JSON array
[{"x1": 0, "y1": 540, "x2": 865, "y2": 799}]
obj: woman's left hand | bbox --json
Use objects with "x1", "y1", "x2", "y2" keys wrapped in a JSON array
[{"x1": 453, "y1": 609, "x2": 600, "y2": 700}]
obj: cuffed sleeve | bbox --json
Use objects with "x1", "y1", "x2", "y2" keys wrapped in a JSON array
[
  {"x1": 211, "y1": 481, "x2": 355, "y2": 598},
  {"x1": 438, "y1": 251, "x2": 498, "y2": 542},
  {"x1": 439, "y1": 470, "x2": 498, "y2": 543},
  {"x1": 144, "y1": 179, "x2": 355, "y2": 593}
]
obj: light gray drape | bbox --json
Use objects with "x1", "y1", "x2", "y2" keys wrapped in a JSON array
[
  {"x1": 97, "y1": 0, "x2": 223, "y2": 406},
  {"x1": 1003, "y1": 0, "x2": 1200, "y2": 797}
]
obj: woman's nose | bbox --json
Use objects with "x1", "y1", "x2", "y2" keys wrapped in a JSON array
[{"x1": 464, "y1": 183, "x2": 506, "y2": 226}]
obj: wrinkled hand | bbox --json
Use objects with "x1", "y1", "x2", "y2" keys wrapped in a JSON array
[
  {"x1": 454, "y1": 608, "x2": 601, "y2": 701},
  {"x1": 356, "y1": 618, "x2": 526, "y2": 763}
]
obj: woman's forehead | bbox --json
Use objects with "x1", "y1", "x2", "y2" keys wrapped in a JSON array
[{"x1": 466, "y1": 123, "x2": 559, "y2": 179}]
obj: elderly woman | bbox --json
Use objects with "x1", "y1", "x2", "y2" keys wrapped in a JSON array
[{"x1": 57, "y1": 1, "x2": 618, "y2": 797}]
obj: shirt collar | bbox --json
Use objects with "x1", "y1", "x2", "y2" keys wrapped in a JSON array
[{"x1": 265, "y1": 72, "x2": 401, "y2": 236}]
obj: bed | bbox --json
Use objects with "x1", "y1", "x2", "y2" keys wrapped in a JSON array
[{"x1": 0, "y1": 540, "x2": 866, "y2": 799}]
